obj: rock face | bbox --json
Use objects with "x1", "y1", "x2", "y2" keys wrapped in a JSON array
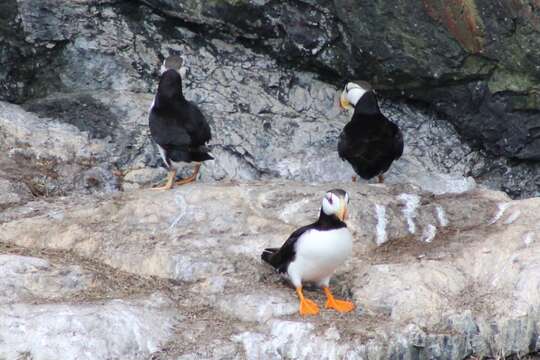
[
  {"x1": 0, "y1": 0, "x2": 485, "y2": 199},
  {"x1": 2, "y1": 0, "x2": 540, "y2": 359},
  {"x1": 1, "y1": 0, "x2": 539, "y2": 197},
  {"x1": 333, "y1": 0, "x2": 540, "y2": 161},
  {"x1": 140, "y1": 0, "x2": 540, "y2": 163},
  {"x1": 2, "y1": 182, "x2": 540, "y2": 359}
]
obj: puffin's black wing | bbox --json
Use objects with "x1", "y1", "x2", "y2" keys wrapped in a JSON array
[
  {"x1": 183, "y1": 101, "x2": 211, "y2": 146},
  {"x1": 337, "y1": 122, "x2": 370, "y2": 160},
  {"x1": 149, "y1": 109, "x2": 191, "y2": 147},
  {"x1": 149, "y1": 99, "x2": 213, "y2": 162},
  {"x1": 261, "y1": 224, "x2": 314, "y2": 273},
  {"x1": 338, "y1": 113, "x2": 403, "y2": 179},
  {"x1": 391, "y1": 121, "x2": 404, "y2": 159},
  {"x1": 149, "y1": 101, "x2": 211, "y2": 147}
]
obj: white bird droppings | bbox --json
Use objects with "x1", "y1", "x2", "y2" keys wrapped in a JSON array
[
  {"x1": 375, "y1": 204, "x2": 387, "y2": 245},
  {"x1": 435, "y1": 206, "x2": 448, "y2": 227},
  {"x1": 397, "y1": 193, "x2": 420, "y2": 234},
  {"x1": 489, "y1": 202, "x2": 511, "y2": 224},
  {"x1": 168, "y1": 193, "x2": 187, "y2": 232},
  {"x1": 504, "y1": 210, "x2": 521, "y2": 225},
  {"x1": 421, "y1": 224, "x2": 437, "y2": 243},
  {"x1": 522, "y1": 232, "x2": 535, "y2": 246}
]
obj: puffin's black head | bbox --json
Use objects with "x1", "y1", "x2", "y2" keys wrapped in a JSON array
[
  {"x1": 157, "y1": 69, "x2": 183, "y2": 101},
  {"x1": 339, "y1": 81, "x2": 379, "y2": 114},
  {"x1": 321, "y1": 189, "x2": 350, "y2": 222}
]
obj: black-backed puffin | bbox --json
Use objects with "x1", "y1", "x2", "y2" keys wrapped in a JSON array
[
  {"x1": 149, "y1": 55, "x2": 213, "y2": 190},
  {"x1": 261, "y1": 189, "x2": 354, "y2": 316},
  {"x1": 338, "y1": 81, "x2": 403, "y2": 183}
]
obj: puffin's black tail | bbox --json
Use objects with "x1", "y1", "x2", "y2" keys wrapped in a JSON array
[
  {"x1": 261, "y1": 248, "x2": 278, "y2": 266},
  {"x1": 189, "y1": 151, "x2": 214, "y2": 162},
  {"x1": 167, "y1": 146, "x2": 214, "y2": 162}
]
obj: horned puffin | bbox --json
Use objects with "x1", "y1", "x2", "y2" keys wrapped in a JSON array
[
  {"x1": 261, "y1": 189, "x2": 354, "y2": 316},
  {"x1": 149, "y1": 55, "x2": 213, "y2": 190},
  {"x1": 338, "y1": 81, "x2": 403, "y2": 183}
]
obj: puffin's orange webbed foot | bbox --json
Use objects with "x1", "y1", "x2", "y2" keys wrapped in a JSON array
[
  {"x1": 175, "y1": 176, "x2": 196, "y2": 186},
  {"x1": 296, "y1": 287, "x2": 319, "y2": 316},
  {"x1": 152, "y1": 169, "x2": 176, "y2": 190},
  {"x1": 323, "y1": 287, "x2": 355, "y2": 313},
  {"x1": 175, "y1": 163, "x2": 201, "y2": 186}
]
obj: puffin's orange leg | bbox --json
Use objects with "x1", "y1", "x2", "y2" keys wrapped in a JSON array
[
  {"x1": 296, "y1": 287, "x2": 319, "y2": 316},
  {"x1": 352, "y1": 176, "x2": 357, "y2": 183},
  {"x1": 152, "y1": 169, "x2": 176, "y2": 190},
  {"x1": 377, "y1": 174, "x2": 384, "y2": 184},
  {"x1": 175, "y1": 163, "x2": 201, "y2": 186},
  {"x1": 323, "y1": 287, "x2": 355, "y2": 313}
]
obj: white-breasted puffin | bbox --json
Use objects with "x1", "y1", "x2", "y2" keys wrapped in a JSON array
[
  {"x1": 261, "y1": 189, "x2": 354, "y2": 316},
  {"x1": 149, "y1": 55, "x2": 213, "y2": 190},
  {"x1": 338, "y1": 81, "x2": 403, "y2": 183}
]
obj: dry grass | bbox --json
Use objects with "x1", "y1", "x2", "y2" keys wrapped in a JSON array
[{"x1": 0, "y1": 241, "x2": 175, "y2": 303}]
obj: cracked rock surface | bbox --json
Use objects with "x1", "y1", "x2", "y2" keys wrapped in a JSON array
[
  {"x1": 0, "y1": 0, "x2": 538, "y2": 197},
  {"x1": 2, "y1": 1, "x2": 540, "y2": 359},
  {"x1": 2, "y1": 182, "x2": 540, "y2": 359}
]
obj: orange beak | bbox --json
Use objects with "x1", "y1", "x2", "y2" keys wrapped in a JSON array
[
  {"x1": 338, "y1": 203, "x2": 348, "y2": 221},
  {"x1": 339, "y1": 92, "x2": 351, "y2": 110}
]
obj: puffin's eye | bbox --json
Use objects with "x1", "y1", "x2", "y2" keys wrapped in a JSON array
[{"x1": 326, "y1": 194, "x2": 333, "y2": 205}]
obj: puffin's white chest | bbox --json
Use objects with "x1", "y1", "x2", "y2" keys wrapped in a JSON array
[{"x1": 288, "y1": 227, "x2": 352, "y2": 285}]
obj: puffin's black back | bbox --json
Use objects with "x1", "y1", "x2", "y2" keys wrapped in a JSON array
[
  {"x1": 149, "y1": 69, "x2": 212, "y2": 163},
  {"x1": 338, "y1": 91, "x2": 403, "y2": 179}
]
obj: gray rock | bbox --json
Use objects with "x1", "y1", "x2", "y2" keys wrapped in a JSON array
[
  {"x1": 0, "y1": 293, "x2": 179, "y2": 360},
  {"x1": 1, "y1": 1, "x2": 540, "y2": 358},
  {"x1": 136, "y1": 0, "x2": 540, "y2": 166},
  {"x1": 0, "y1": 254, "x2": 93, "y2": 303},
  {"x1": 0, "y1": 0, "x2": 537, "y2": 197},
  {"x1": 1, "y1": 12, "x2": 482, "y2": 197},
  {"x1": 0, "y1": 101, "x2": 116, "y2": 196},
  {"x1": 123, "y1": 167, "x2": 168, "y2": 189},
  {"x1": 0, "y1": 178, "x2": 32, "y2": 210},
  {"x1": 1, "y1": 182, "x2": 540, "y2": 358}
]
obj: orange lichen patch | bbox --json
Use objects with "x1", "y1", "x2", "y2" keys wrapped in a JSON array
[{"x1": 423, "y1": 0, "x2": 485, "y2": 53}]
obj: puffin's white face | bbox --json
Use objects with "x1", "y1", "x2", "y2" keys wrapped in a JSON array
[
  {"x1": 339, "y1": 82, "x2": 368, "y2": 110},
  {"x1": 160, "y1": 55, "x2": 188, "y2": 78},
  {"x1": 321, "y1": 191, "x2": 350, "y2": 221}
]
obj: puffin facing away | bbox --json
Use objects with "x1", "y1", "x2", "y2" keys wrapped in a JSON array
[
  {"x1": 261, "y1": 189, "x2": 354, "y2": 316},
  {"x1": 338, "y1": 81, "x2": 403, "y2": 183},
  {"x1": 149, "y1": 55, "x2": 213, "y2": 190}
]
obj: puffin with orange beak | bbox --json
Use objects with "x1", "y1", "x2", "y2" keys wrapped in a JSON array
[
  {"x1": 261, "y1": 189, "x2": 354, "y2": 316},
  {"x1": 338, "y1": 81, "x2": 403, "y2": 183}
]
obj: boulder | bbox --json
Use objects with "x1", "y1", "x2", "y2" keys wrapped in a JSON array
[{"x1": 2, "y1": 182, "x2": 540, "y2": 358}]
